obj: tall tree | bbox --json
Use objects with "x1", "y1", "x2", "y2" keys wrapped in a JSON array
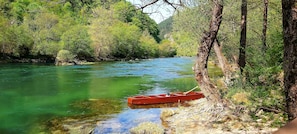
[
  {"x1": 238, "y1": 0, "x2": 247, "y2": 73},
  {"x1": 139, "y1": 0, "x2": 225, "y2": 104},
  {"x1": 193, "y1": 0, "x2": 225, "y2": 104},
  {"x1": 213, "y1": 39, "x2": 233, "y2": 86},
  {"x1": 61, "y1": 25, "x2": 92, "y2": 59},
  {"x1": 282, "y1": 0, "x2": 297, "y2": 121},
  {"x1": 262, "y1": 0, "x2": 268, "y2": 51},
  {"x1": 23, "y1": 11, "x2": 62, "y2": 56},
  {"x1": 172, "y1": 1, "x2": 237, "y2": 85},
  {"x1": 0, "y1": 16, "x2": 14, "y2": 55}
]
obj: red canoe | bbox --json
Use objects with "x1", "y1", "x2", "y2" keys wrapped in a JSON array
[{"x1": 127, "y1": 91, "x2": 205, "y2": 105}]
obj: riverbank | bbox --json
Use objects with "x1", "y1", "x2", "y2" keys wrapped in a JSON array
[
  {"x1": 159, "y1": 98, "x2": 280, "y2": 134},
  {"x1": 0, "y1": 54, "x2": 146, "y2": 65},
  {"x1": 48, "y1": 98, "x2": 281, "y2": 134},
  {"x1": 0, "y1": 54, "x2": 55, "y2": 63}
]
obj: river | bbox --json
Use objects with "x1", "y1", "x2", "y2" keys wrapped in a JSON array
[{"x1": 0, "y1": 57, "x2": 221, "y2": 133}]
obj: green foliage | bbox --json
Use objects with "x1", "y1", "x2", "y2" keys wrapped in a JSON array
[
  {"x1": 22, "y1": 10, "x2": 63, "y2": 56},
  {"x1": 139, "y1": 30, "x2": 159, "y2": 58},
  {"x1": 0, "y1": 13, "x2": 32, "y2": 56},
  {"x1": 158, "y1": 39, "x2": 177, "y2": 57},
  {"x1": 158, "y1": 17, "x2": 172, "y2": 40},
  {"x1": 89, "y1": 7, "x2": 115, "y2": 59},
  {"x1": 0, "y1": 14, "x2": 14, "y2": 54},
  {"x1": 61, "y1": 25, "x2": 92, "y2": 59},
  {"x1": 0, "y1": 0, "x2": 165, "y2": 61},
  {"x1": 10, "y1": 0, "x2": 27, "y2": 24},
  {"x1": 172, "y1": 3, "x2": 211, "y2": 56},
  {"x1": 242, "y1": 0, "x2": 283, "y2": 99},
  {"x1": 0, "y1": 1, "x2": 11, "y2": 17},
  {"x1": 112, "y1": 1, "x2": 135, "y2": 23},
  {"x1": 88, "y1": 5, "x2": 164, "y2": 60},
  {"x1": 13, "y1": 25, "x2": 33, "y2": 57},
  {"x1": 56, "y1": 49, "x2": 75, "y2": 62},
  {"x1": 109, "y1": 1, "x2": 160, "y2": 42},
  {"x1": 168, "y1": 0, "x2": 285, "y2": 122},
  {"x1": 218, "y1": 0, "x2": 241, "y2": 59},
  {"x1": 110, "y1": 21, "x2": 141, "y2": 59},
  {"x1": 173, "y1": 32, "x2": 197, "y2": 56},
  {"x1": 266, "y1": 29, "x2": 283, "y2": 67},
  {"x1": 132, "y1": 11, "x2": 160, "y2": 43}
]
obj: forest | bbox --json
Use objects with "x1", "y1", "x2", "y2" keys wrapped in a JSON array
[
  {"x1": 161, "y1": 0, "x2": 283, "y2": 110},
  {"x1": 150, "y1": 0, "x2": 295, "y2": 131},
  {"x1": 0, "y1": 0, "x2": 177, "y2": 63}
]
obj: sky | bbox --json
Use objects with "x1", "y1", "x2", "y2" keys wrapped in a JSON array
[{"x1": 127, "y1": 0, "x2": 175, "y2": 23}]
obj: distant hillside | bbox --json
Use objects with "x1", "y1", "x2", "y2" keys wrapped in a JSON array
[{"x1": 158, "y1": 17, "x2": 173, "y2": 40}]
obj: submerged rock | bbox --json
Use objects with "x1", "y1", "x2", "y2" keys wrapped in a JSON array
[
  {"x1": 45, "y1": 99, "x2": 122, "y2": 133},
  {"x1": 130, "y1": 122, "x2": 164, "y2": 134}
]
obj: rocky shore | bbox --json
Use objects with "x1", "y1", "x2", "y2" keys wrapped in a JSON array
[
  {"x1": 130, "y1": 98, "x2": 282, "y2": 134},
  {"x1": 46, "y1": 98, "x2": 282, "y2": 134},
  {"x1": 159, "y1": 98, "x2": 279, "y2": 134}
]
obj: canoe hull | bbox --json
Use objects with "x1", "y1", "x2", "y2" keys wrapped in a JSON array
[{"x1": 127, "y1": 91, "x2": 204, "y2": 105}]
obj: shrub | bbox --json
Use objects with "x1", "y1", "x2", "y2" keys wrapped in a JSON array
[{"x1": 56, "y1": 50, "x2": 75, "y2": 62}]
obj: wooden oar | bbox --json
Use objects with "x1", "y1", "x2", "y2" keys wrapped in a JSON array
[{"x1": 183, "y1": 86, "x2": 199, "y2": 95}]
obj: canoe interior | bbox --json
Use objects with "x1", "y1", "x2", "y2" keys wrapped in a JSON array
[{"x1": 127, "y1": 91, "x2": 204, "y2": 105}]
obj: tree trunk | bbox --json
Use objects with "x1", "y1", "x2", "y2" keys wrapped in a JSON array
[
  {"x1": 194, "y1": 0, "x2": 224, "y2": 104},
  {"x1": 262, "y1": 0, "x2": 268, "y2": 51},
  {"x1": 213, "y1": 39, "x2": 233, "y2": 85},
  {"x1": 282, "y1": 0, "x2": 297, "y2": 121},
  {"x1": 239, "y1": 0, "x2": 247, "y2": 73}
]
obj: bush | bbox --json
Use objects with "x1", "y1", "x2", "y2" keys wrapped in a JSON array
[
  {"x1": 61, "y1": 25, "x2": 92, "y2": 59},
  {"x1": 158, "y1": 39, "x2": 177, "y2": 57},
  {"x1": 56, "y1": 50, "x2": 75, "y2": 62}
]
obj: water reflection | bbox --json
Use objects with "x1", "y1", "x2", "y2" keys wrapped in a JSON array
[{"x1": 94, "y1": 108, "x2": 162, "y2": 133}]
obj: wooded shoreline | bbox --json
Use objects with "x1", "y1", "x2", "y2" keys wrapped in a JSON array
[
  {"x1": 0, "y1": 54, "x2": 55, "y2": 64},
  {"x1": 0, "y1": 53, "x2": 165, "y2": 64}
]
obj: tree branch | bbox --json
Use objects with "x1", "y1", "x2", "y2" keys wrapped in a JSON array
[
  {"x1": 138, "y1": 0, "x2": 185, "y2": 11},
  {"x1": 140, "y1": 0, "x2": 159, "y2": 11}
]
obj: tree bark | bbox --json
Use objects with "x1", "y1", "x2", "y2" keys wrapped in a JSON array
[
  {"x1": 239, "y1": 0, "x2": 247, "y2": 73},
  {"x1": 282, "y1": 0, "x2": 297, "y2": 121},
  {"x1": 194, "y1": 0, "x2": 224, "y2": 104},
  {"x1": 262, "y1": 0, "x2": 268, "y2": 51},
  {"x1": 213, "y1": 39, "x2": 233, "y2": 85}
]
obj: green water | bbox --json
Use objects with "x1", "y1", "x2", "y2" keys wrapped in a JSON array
[{"x1": 0, "y1": 57, "x2": 222, "y2": 133}]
